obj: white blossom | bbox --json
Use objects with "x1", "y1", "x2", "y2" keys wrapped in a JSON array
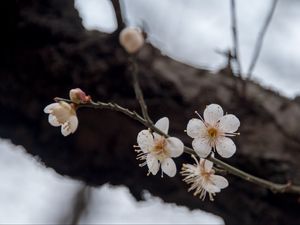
[
  {"x1": 186, "y1": 104, "x2": 240, "y2": 158},
  {"x1": 119, "y1": 27, "x2": 144, "y2": 54},
  {"x1": 135, "y1": 117, "x2": 184, "y2": 177},
  {"x1": 44, "y1": 101, "x2": 78, "y2": 136},
  {"x1": 181, "y1": 155, "x2": 228, "y2": 201}
]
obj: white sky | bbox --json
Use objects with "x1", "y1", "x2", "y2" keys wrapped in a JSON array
[
  {"x1": 0, "y1": 139, "x2": 223, "y2": 224},
  {"x1": 75, "y1": 0, "x2": 300, "y2": 98}
]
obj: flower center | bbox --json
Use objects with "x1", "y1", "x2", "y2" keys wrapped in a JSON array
[
  {"x1": 52, "y1": 102, "x2": 75, "y2": 124},
  {"x1": 201, "y1": 171, "x2": 213, "y2": 180},
  {"x1": 207, "y1": 127, "x2": 218, "y2": 139},
  {"x1": 199, "y1": 165, "x2": 215, "y2": 183},
  {"x1": 151, "y1": 138, "x2": 169, "y2": 161}
]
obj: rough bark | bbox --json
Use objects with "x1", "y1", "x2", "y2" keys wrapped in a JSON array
[{"x1": 4, "y1": 1, "x2": 300, "y2": 224}]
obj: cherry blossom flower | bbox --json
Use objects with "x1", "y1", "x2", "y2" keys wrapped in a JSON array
[
  {"x1": 44, "y1": 101, "x2": 78, "y2": 136},
  {"x1": 181, "y1": 155, "x2": 228, "y2": 201},
  {"x1": 69, "y1": 88, "x2": 91, "y2": 104},
  {"x1": 135, "y1": 117, "x2": 184, "y2": 177},
  {"x1": 119, "y1": 27, "x2": 144, "y2": 53},
  {"x1": 186, "y1": 104, "x2": 240, "y2": 158}
]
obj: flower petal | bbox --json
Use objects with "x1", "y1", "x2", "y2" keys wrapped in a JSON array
[
  {"x1": 204, "y1": 104, "x2": 223, "y2": 125},
  {"x1": 203, "y1": 182, "x2": 221, "y2": 193},
  {"x1": 137, "y1": 130, "x2": 154, "y2": 153},
  {"x1": 61, "y1": 122, "x2": 72, "y2": 136},
  {"x1": 48, "y1": 114, "x2": 60, "y2": 127},
  {"x1": 155, "y1": 117, "x2": 169, "y2": 134},
  {"x1": 200, "y1": 159, "x2": 213, "y2": 172},
  {"x1": 192, "y1": 138, "x2": 211, "y2": 158},
  {"x1": 218, "y1": 114, "x2": 240, "y2": 133},
  {"x1": 186, "y1": 119, "x2": 206, "y2": 138},
  {"x1": 216, "y1": 137, "x2": 236, "y2": 158},
  {"x1": 165, "y1": 137, "x2": 184, "y2": 158},
  {"x1": 161, "y1": 158, "x2": 176, "y2": 177},
  {"x1": 69, "y1": 115, "x2": 78, "y2": 133},
  {"x1": 210, "y1": 175, "x2": 229, "y2": 189},
  {"x1": 44, "y1": 103, "x2": 58, "y2": 113},
  {"x1": 153, "y1": 133, "x2": 162, "y2": 142},
  {"x1": 147, "y1": 154, "x2": 159, "y2": 175}
]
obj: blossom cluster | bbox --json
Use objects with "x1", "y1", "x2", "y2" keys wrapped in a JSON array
[
  {"x1": 116, "y1": 27, "x2": 240, "y2": 199},
  {"x1": 135, "y1": 103, "x2": 239, "y2": 200},
  {"x1": 44, "y1": 86, "x2": 240, "y2": 201},
  {"x1": 43, "y1": 26, "x2": 242, "y2": 202}
]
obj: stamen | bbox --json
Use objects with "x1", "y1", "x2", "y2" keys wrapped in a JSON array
[
  {"x1": 191, "y1": 154, "x2": 199, "y2": 165},
  {"x1": 136, "y1": 154, "x2": 146, "y2": 160},
  {"x1": 136, "y1": 152, "x2": 147, "y2": 160},
  {"x1": 224, "y1": 132, "x2": 240, "y2": 137},
  {"x1": 139, "y1": 161, "x2": 147, "y2": 167},
  {"x1": 194, "y1": 111, "x2": 204, "y2": 122},
  {"x1": 209, "y1": 192, "x2": 215, "y2": 201}
]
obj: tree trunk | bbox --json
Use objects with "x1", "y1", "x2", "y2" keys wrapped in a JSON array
[{"x1": 4, "y1": 1, "x2": 300, "y2": 224}]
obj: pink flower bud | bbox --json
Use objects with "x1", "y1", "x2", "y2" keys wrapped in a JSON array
[
  {"x1": 69, "y1": 88, "x2": 90, "y2": 104},
  {"x1": 119, "y1": 27, "x2": 144, "y2": 54}
]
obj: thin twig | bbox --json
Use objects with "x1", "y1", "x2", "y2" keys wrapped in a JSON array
[
  {"x1": 55, "y1": 97, "x2": 146, "y2": 126},
  {"x1": 54, "y1": 97, "x2": 300, "y2": 194},
  {"x1": 69, "y1": 185, "x2": 91, "y2": 225},
  {"x1": 247, "y1": 0, "x2": 278, "y2": 79},
  {"x1": 208, "y1": 156, "x2": 297, "y2": 194},
  {"x1": 230, "y1": 0, "x2": 242, "y2": 77},
  {"x1": 111, "y1": 0, "x2": 124, "y2": 31},
  {"x1": 129, "y1": 57, "x2": 153, "y2": 125}
]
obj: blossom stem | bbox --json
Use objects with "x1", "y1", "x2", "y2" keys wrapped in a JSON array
[
  {"x1": 54, "y1": 97, "x2": 146, "y2": 126},
  {"x1": 207, "y1": 156, "x2": 299, "y2": 194},
  {"x1": 130, "y1": 56, "x2": 153, "y2": 125},
  {"x1": 54, "y1": 97, "x2": 300, "y2": 194}
]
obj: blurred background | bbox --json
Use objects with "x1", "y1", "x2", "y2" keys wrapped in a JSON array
[
  {"x1": 75, "y1": 0, "x2": 300, "y2": 97},
  {"x1": 3, "y1": 0, "x2": 300, "y2": 224}
]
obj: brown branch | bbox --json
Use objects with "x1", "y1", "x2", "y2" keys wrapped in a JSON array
[
  {"x1": 54, "y1": 97, "x2": 300, "y2": 195},
  {"x1": 129, "y1": 57, "x2": 153, "y2": 125},
  {"x1": 55, "y1": 97, "x2": 146, "y2": 126},
  {"x1": 230, "y1": 0, "x2": 242, "y2": 77},
  {"x1": 111, "y1": 0, "x2": 124, "y2": 31},
  {"x1": 247, "y1": 0, "x2": 278, "y2": 79},
  {"x1": 69, "y1": 185, "x2": 91, "y2": 225},
  {"x1": 208, "y1": 156, "x2": 298, "y2": 194}
]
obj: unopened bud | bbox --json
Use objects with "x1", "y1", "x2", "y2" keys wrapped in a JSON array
[
  {"x1": 119, "y1": 27, "x2": 144, "y2": 54},
  {"x1": 69, "y1": 88, "x2": 91, "y2": 104}
]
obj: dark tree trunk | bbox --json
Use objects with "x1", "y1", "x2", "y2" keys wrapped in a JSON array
[{"x1": 3, "y1": 1, "x2": 300, "y2": 224}]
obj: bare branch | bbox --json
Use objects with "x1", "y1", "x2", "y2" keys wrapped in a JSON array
[
  {"x1": 55, "y1": 97, "x2": 147, "y2": 126},
  {"x1": 247, "y1": 0, "x2": 278, "y2": 79},
  {"x1": 208, "y1": 156, "x2": 298, "y2": 194},
  {"x1": 69, "y1": 185, "x2": 91, "y2": 225},
  {"x1": 230, "y1": 0, "x2": 243, "y2": 77},
  {"x1": 130, "y1": 57, "x2": 153, "y2": 125},
  {"x1": 111, "y1": 0, "x2": 124, "y2": 31}
]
